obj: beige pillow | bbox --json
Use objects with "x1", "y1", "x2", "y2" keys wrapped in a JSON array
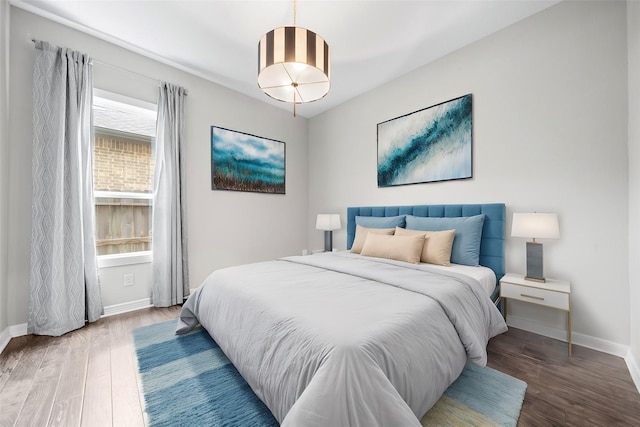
[
  {"x1": 360, "y1": 233, "x2": 425, "y2": 264},
  {"x1": 395, "y1": 227, "x2": 455, "y2": 266},
  {"x1": 350, "y1": 225, "x2": 395, "y2": 254}
]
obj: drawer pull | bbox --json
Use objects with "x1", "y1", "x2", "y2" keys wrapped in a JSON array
[{"x1": 521, "y1": 293, "x2": 544, "y2": 301}]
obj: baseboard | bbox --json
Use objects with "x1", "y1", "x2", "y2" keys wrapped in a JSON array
[
  {"x1": 0, "y1": 326, "x2": 10, "y2": 354},
  {"x1": 0, "y1": 298, "x2": 152, "y2": 354},
  {"x1": 506, "y1": 314, "x2": 628, "y2": 357},
  {"x1": 10, "y1": 323, "x2": 28, "y2": 336},
  {"x1": 625, "y1": 349, "x2": 640, "y2": 394},
  {"x1": 102, "y1": 298, "x2": 151, "y2": 317},
  {"x1": 0, "y1": 322, "x2": 27, "y2": 354}
]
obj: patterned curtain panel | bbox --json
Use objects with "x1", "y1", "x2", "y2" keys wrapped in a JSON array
[
  {"x1": 151, "y1": 82, "x2": 189, "y2": 307},
  {"x1": 29, "y1": 41, "x2": 103, "y2": 336}
]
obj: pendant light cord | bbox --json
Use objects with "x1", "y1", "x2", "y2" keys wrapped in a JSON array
[{"x1": 292, "y1": 0, "x2": 297, "y2": 116}]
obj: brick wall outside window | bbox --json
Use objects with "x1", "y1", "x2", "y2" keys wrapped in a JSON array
[
  {"x1": 94, "y1": 133, "x2": 154, "y2": 193},
  {"x1": 94, "y1": 130, "x2": 154, "y2": 255}
]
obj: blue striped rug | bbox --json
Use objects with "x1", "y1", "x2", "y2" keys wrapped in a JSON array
[{"x1": 132, "y1": 320, "x2": 526, "y2": 427}]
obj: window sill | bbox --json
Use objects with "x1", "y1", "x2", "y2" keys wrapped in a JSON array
[{"x1": 97, "y1": 251, "x2": 152, "y2": 268}]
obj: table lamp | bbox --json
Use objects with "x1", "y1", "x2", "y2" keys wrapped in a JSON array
[
  {"x1": 316, "y1": 214, "x2": 341, "y2": 252},
  {"x1": 511, "y1": 212, "x2": 559, "y2": 282}
]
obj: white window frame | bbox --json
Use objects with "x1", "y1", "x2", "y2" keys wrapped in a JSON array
[
  {"x1": 97, "y1": 251, "x2": 152, "y2": 268},
  {"x1": 93, "y1": 90, "x2": 156, "y2": 268}
]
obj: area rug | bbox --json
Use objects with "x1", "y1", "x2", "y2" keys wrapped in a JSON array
[{"x1": 132, "y1": 320, "x2": 527, "y2": 427}]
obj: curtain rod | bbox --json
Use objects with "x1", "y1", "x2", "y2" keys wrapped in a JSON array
[{"x1": 29, "y1": 36, "x2": 188, "y2": 93}]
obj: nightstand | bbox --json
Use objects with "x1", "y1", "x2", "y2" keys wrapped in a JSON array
[{"x1": 500, "y1": 273, "x2": 572, "y2": 356}]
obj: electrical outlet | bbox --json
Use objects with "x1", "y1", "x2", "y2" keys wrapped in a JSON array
[{"x1": 123, "y1": 273, "x2": 135, "y2": 287}]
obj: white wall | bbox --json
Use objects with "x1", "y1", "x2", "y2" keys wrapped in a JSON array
[
  {"x1": 98, "y1": 261, "x2": 152, "y2": 308},
  {"x1": 0, "y1": 0, "x2": 10, "y2": 334},
  {"x1": 628, "y1": 0, "x2": 640, "y2": 371},
  {"x1": 6, "y1": 7, "x2": 309, "y2": 325},
  {"x1": 308, "y1": 1, "x2": 630, "y2": 347}
]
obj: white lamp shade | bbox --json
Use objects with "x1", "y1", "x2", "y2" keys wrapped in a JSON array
[
  {"x1": 316, "y1": 214, "x2": 341, "y2": 231},
  {"x1": 511, "y1": 213, "x2": 560, "y2": 239}
]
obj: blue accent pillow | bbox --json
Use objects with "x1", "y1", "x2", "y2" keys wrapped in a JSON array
[
  {"x1": 405, "y1": 214, "x2": 485, "y2": 266},
  {"x1": 355, "y1": 215, "x2": 406, "y2": 229}
]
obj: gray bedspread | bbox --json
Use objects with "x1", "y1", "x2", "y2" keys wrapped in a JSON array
[{"x1": 177, "y1": 251, "x2": 507, "y2": 427}]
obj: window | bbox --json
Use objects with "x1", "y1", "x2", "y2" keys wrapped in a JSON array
[{"x1": 93, "y1": 90, "x2": 157, "y2": 262}]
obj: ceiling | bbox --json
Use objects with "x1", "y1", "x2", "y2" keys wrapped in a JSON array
[{"x1": 12, "y1": 0, "x2": 560, "y2": 118}]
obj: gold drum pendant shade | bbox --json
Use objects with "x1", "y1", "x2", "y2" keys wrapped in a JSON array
[{"x1": 258, "y1": 26, "x2": 330, "y2": 105}]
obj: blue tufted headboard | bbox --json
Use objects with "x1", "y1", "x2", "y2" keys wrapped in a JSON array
[{"x1": 346, "y1": 203, "x2": 506, "y2": 290}]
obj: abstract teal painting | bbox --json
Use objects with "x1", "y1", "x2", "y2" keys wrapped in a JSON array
[
  {"x1": 211, "y1": 126, "x2": 285, "y2": 194},
  {"x1": 377, "y1": 94, "x2": 472, "y2": 187}
]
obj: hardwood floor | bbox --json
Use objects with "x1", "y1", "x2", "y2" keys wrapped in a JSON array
[
  {"x1": 0, "y1": 306, "x2": 180, "y2": 427},
  {"x1": 1, "y1": 306, "x2": 639, "y2": 426},
  {"x1": 487, "y1": 327, "x2": 640, "y2": 426}
]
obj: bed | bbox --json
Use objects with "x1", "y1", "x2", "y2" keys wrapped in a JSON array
[{"x1": 177, "y1": 203, "x2": 507, "y2": 427}]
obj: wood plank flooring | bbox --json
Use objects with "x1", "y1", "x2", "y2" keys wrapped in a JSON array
[
  {"x1": 1, "y1": 306, "x2": 639, "y2": 426},
  {"x1": 0, "y1": 306, "x2": 180, "y2": 427},
  {"x1": 487, "y1": 327, "x2": 640, "y2": 426}
]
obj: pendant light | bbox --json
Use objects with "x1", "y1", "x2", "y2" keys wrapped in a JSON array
[{"x1": 258, "y1": 0, "x2": 330, "y2": 116}]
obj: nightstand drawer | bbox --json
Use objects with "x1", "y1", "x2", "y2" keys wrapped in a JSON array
[{"x1": 501, "y1": 282, "x2": 569, "y2": 310}]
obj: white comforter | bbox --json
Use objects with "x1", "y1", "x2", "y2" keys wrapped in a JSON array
[{"x1": 177, "y1": 252, "x2": 507, "y2": 427}]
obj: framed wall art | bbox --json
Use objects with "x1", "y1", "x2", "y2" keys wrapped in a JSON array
[
  {"x1": 211, "y1": 126, "x2": 285, "y2": 194},
  {"x1": 377, "y1": 94, "x2": 472, "y2": 187}
]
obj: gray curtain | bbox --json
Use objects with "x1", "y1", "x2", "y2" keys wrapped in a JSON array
[
  {"x1": 29, "y1": 41, "x2": 103, "y2": 336},
  {"x1": 151, "y1": 82, "x2": 189, "y2": 307}
]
